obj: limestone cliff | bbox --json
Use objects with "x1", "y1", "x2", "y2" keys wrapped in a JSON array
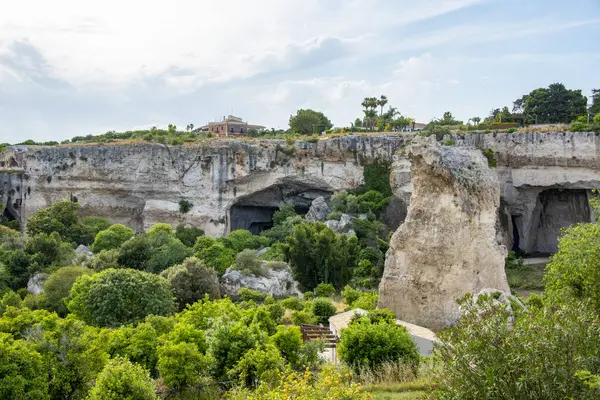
[
  {"x1": 379, "y1": 136, "x2": 510, "y2": 332},
  {"x1": 0, "y1": 135, "x2": 406, "y2": 235}
]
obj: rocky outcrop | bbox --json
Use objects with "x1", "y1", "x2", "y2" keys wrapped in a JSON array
[
  {"x1": 220, "y1": 266, "x2": 302, "y2": 298},
  {"x1": 0, "y1": 135, "x2": 406, "y2": 235},
  {"x1": 305, "y1": 196, "x2": 330, "y2": 222},
  {"x1": 379, "y1": 136, "x2": 510, "y2": 332},
  {"x1": 27, "y1": 272, "x2": 49, "y2": 295}
]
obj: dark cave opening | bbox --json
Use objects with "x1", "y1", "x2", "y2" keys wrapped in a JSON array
[
  {"x1": 228, "y1": 181, "x2": 331, "y2": 234},
  {"x1": 524, "y1": 188, "x2": 591, "y2": 255}
]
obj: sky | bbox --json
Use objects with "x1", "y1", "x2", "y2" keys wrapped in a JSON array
[{"x1": 1, "y1": 0, "x2": 599, "y2": 143}]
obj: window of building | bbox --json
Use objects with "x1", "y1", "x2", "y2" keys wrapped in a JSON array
[{"x1": 230, "y1": 127, "x2": 234, "y2": 132}]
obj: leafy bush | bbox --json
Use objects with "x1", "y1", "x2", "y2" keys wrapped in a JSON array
[
  {"x1": 325, "y1": 211, "x2": 343, "y2": 221},
  {"x1": 157, "y1": 340, "x2": 212, "y2": 388},
  {"x1": 178, "y1": 199, "x2": 193, "y2": 214},
  {"x1": 91, "y1": 223, "x2": 134, "y2": 253},
  {"x1": 311, "y1": 297, "x2": 337, "y2": 324},
  {"x1": 200, "y1": 243, "x2": 236, "y2": 274},
  {"x1": 228, "y1": 365, "x2": 371, "y2": 400},
  {"x1": 88, "y1": 357, "x2": 157, "y2": 400},
  {"x1": 341, "y1": 285, "x2": 362, "y2": 305},
  {"x1": 314, "y1": 282, "x2": 336, "y2": 298},
  {"x1": 507, "y1": 127, "x2": 517, "y2": 133},
  {"x1": 362, "y1": 161, "x2": 392, "y2": 197},
  {"x1": 570, "y1": 121, "x2": 590, "y2": 132},
  {"x1": 0, "y1": 332, "x2": 49, "y2": 399},
  {"x1": 351, "y1": 291, "x2": 378, "y2": 311},
  {"x1": 237, "y1": 288, "x2": 267, "y2": 302},
  {"x1": 160, "y1": 257, "x2": 220, "y2": 310},
  {"x1": 230, "y1": 344, "x2": 285, "y2": 387},
  {"x1": 231, "y1": 249, "x2": 267, "y2": 277},
  {"x1": 434, "y1": 295, "x2": 600, "y2": 399},
  {"x1": 87, "y1": 249, "x2": 120, "y2": 271},
  {"x1": 544, "y1": 222, "x2": 600, "y2": 309},
  {"x1": 272, "y1": 203, "x2": 297, "y2": 225},
  {"x1": 42, "y1": 266, "x2": 94, "y2": 316},
  {"x1": 291, "y1": 310, "x2": 317, "y2": 325},
  {"x1": 281, "y1": 297, "x2": 304, "y2": 311},
  {"x1": 285, "y1": 222, "x2": 360, "y2": 290},
  {"x1": 67, "y1": 268, "x2": 176, "y2": 327},
  {"x1": 482, "y1": 148, "x2": 497, "y2": 168},
  {"x1": 338, "y1": 316, "x2": 419, "y2": 372},
  {"x1": 26, "y1": 200, "x2": 92, "y2": 245},
  {"x1": 174, "y1": 224, "x2": 204, "y2": 247}
]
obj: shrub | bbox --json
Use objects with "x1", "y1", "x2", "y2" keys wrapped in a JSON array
[
  {"x1": 87, "y1": 249, "x2": 120, "y2": 271},
  {"x1": 507, "y1": 127, "x2": 517, "y2": 133},
  {"x1": 200, "y1": 243, "x2": 236, "y2": 275},
  {"x1": 160, "y1": 257, "x2": 220, "y2": 310},
  {"x1": 91, "y1": 224, "x2": 134, "y2": 253},
  {"x1": 0, "y1": 332, "x2": 49, "y2": 399},
  {"x1": 338, "y1": 317, "x2": 419, "y2": 372},
  {"x1": 237, "y1": 288, "x2": 267, "y2": 302},
  {"x1": 442, "y1": 138, "x2": 455, "y2": 146},
  {"x1": 570, "y1": 121, "x2": 590, "y2": 132},
  {"x1": 303, "y1": 291, "x2": 314, "y2": 300},
  {"x1": 43, "y1": 266, "x2": 94, "y2": 316},
  {"x1": 157, "y1": 341, "x2": 212, "y2": 388},
  {"x1": 291, "y1": 310, "x2": 317, "y2": 325},
  {"x1": 351, "y1": 291, "x2": 378, "y2": 311},
  {"x1": 175, "y1": 224, "x2": 204, "y2": 247},
  {"x1": 434, "y1": 295, "x2": 600, "y2": 399},
  {"x1": 228, "y1": 365, "x2": 371, "y2": 400},
  {"x1": 311, "y1": 298, "x2": 337, "y2": 324},
  {"x1": 67, "y1": 268, "x2": 176, "y2": 327},
  {"x1": 482, "y1": 148, "x2": 497, "y2": 168},
  {"x1": 178, "y1": 199, "x2": 193, "y2": 214},
  {"x1": 88, "y1": 357, "x2": 157, "y2": 400},
  {"x1": 272, "y1": 203, "x2": 297, "y2": 225},
  {"x1": 325, "y1": 211, "x2": 343, "y2": 221},
  {"x1": 281, "y1": 297, "x2": 304, "y2": 311},
  {"x1": 231, "y1": 249, "x2": 267, "y2": 277},
  {"x1": 314, "y1": 283, "x2": 336, "y2": 298},
  {"x1": 544, "y1": 222, "x2": 600, "y2": 309},
  {"x1": 341, "y1": 285, "x2": 362, "y2": 306},
  {"x1": 230, "y1": 344, "x2": 285, "y2": 387}
]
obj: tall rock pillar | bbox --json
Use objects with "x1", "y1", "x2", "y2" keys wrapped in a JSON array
[{"x1": 378, "y1": 136, "x2": 510, "y2": 331}]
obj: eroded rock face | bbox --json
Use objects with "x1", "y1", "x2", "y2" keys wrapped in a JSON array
[
  {"x1": 379, "y1": 136, "x2": 510, "y2": 332},
  {"x1": 305, "y1": 196, "x2": 330, "y2": 222},
  {"x1": 220, "y1": 266, "x2": 302, "y2": 298}
]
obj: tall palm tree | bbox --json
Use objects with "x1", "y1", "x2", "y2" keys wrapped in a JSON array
[{"x1": 377, "y1": 95, "x2": 388, "y2": 117}]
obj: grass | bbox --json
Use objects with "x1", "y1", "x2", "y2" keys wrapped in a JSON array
[
  {"x1": 506, "y1": 257, "x2": 547, "y2": 298},
  {"x1": 358, "y1": 360, "x2": 437, "y2": 400}
]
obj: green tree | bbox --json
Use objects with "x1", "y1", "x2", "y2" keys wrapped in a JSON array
[
  {"x1": 117, "y1": 234, "x2": 152, "y2": 270},
  {"x1": 544, "y1": 222, "x2": 600, "y2": 309},
  {"x1": 285, "y1": 222, "x2": 360, "y2": 290},
  {"x1": 157, "y1": 340, "x2": 213, "y2": 388},
  {"x1": 314, "y1": 283, "x2": 336, "y2": 298},
  {"x1": 175, "y1": 224, "x2": 204, "y2": 247},
  {"x1": 289, "y1": 109, "x2": 333, "y2": 135},
  {"x1": 91, "y1": 224, "x2": 134, "y2": 253},
  {"x1": 160, "y1": 257, "x2": 220, "y2": 310},
  {"x1": 590, "y1": 88, "x2": 600, "y2": 118},
  {"x1": 26, "y1": 200, "x2": 91, "y2": 244},
  {"x1": 518, "y1": 82, "x2": 588, "y2": 124},
  {"x1": 437, "y1": 111, "x2": 462, "y2": 125},
  {"x1": 67, "y1": 268, "x2": 175, "y2": 327},
  {"x1": 42, "y1": 266, "x2": 94, "y2": 316},
  {"x1": 88, "y1": 357, "x2": 157, "y2": 400},
  {"x1": 377, "y1": 95, "x2": 388, "y2": 117},
  {"x1": 230, "y1": 344, "x2": 285, "y2": 387},
  {"x1": 471, "y1": 116, "x2": 481, "y2": 125},
  {"x1": 199, "y1": 243, "x2": 236, "y2": 275},
  {"x1": 310, "y1": 297, "x2": 337, "y2": 324},
  {"x1": 37, "y1": 317, "x2": 108, "y2": 400},
  {"x1": 0, "y1": 333, "x2": 49, "y2": 399},
  {"x1": 25, "y1": 232, "x2": 75, "y2": 268},
  {"x1": 338, "y1": 316, "x2": 419, "y2": 371}
]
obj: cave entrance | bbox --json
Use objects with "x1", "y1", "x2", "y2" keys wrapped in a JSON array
[
  {"x1": 524, "y1": 188, "x2": 591, "y2": 255},
  {"x1": 228, "y1": 182, "x2": 331, "y2": 235}
]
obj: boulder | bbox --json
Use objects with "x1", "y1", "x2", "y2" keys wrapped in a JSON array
[
  {"x1": 221, "y1": 265, "x2": 302, "y2": 298},
  {"x1": 76, "y1": 244, "x2": 94, "y2": 259},
  {"x1": 378, "y1": 136, "x2": 510, "y2": 332},
  {"x1": 305, "y1": 196, "x2": 330, "y2": 222},
  {"x1": 27, "y1": 272, "x2": 49, "y2": 295}
]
